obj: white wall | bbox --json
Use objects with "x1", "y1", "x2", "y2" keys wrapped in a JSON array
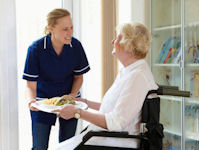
[
  {"x1": 0, "y1": 0, "x2": 18, "y2": 149},
  {"x1": 117, "y1": 0, "x2": 150, "y2": 67},
  {"x1": 131, "y1": 0, "x2": 146, "y2": 24}
]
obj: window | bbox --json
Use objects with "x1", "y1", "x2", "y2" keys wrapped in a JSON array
[{"x1": 80, "y1": 0, "x2": 102, "y2": 102}]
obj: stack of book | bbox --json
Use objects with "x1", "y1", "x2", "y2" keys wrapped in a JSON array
[{"x1": 157, "y1": 37, "x2": 181, "y2": 64}]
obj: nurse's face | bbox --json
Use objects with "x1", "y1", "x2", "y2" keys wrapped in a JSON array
[{"x1": 50, "y1": 16, "x2": 73, "y2": 45}]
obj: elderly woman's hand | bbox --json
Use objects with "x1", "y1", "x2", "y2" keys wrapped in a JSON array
[
  {"x1": 75, "y1": 97, "x2": 86, "y2": 102},
  {"x1": 52, "y1": 104, "x2": 77, "y2": 120}
]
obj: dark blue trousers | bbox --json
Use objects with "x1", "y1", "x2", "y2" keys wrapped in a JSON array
[{"x1": 32, "y1": 118, "x2": 77, "y2": 150}]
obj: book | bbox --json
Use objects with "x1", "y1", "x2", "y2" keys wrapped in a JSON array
[
  {"x1": 171, "y1": 38, "x2": 181, "y2": 62},
  {"x1": 165, "y1": 73, "x2": 171, "y2": 85},
  {"x1": 157, "y1": 37, "x2": 172, "y2": 63},
  {"x1": 193, "y1": 73, "x2": 199, "y2": 98},
  {"x1": 160, "y1": 37, "x2": 173, "y2": 63},
  {"x1": 172, "y1": 44, "x2": 181, "y2": 63},
  {"x1": 163, "y1": 48, "x2": 173, "y2": 63}
]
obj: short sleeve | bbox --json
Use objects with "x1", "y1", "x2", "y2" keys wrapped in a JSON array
[
  {"x1": 23, "y1": 44, "x2": 39, "y2": 81},
  {"x1": 73, "y1": 42, "x2": 90, "y2": 75}
]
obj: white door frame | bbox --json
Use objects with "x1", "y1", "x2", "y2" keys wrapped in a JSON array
[{"x1": 62, "y1": 0, "x2": 84, "y2": 134}]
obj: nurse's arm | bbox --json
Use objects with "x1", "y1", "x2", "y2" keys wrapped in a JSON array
[
  {"x1": 26, "y1": 81, "x2": 38, "y2": 111},
  {"x1": 70, "y1": 74, "x2": 83, "y2": 97}
]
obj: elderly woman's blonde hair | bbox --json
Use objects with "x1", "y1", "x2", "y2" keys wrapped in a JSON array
[
  {"x1": 117, "y1": 23, "x2": 151, "y2": 59},
  {"x1": 44, "y1": 8, "x2": 71, "y2": 35}
]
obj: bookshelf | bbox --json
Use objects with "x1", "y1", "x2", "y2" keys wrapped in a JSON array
[{"x1": 150, "y1": 0, "x2": 199, "y2": 149}]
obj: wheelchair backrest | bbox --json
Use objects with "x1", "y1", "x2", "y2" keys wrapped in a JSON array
[{"x1": 139, "y1": 90, "x2": 164, "y2": 150}]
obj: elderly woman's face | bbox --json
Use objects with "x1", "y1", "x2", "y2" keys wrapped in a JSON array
[{"x1": 112, "y1": 34, "x2": 122, "y2": 56}]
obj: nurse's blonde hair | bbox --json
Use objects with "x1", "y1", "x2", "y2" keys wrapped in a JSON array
[
  {"x1": 44, "y1": 8, "x2": 71, "y2": 35},
  {"x1": 117, "y1": 23, "x2": 151, "y2": 59}
]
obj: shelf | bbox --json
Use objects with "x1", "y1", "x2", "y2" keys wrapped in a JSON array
[
  {"x1": 186, "y1": 63, "x2": 199, "y2": 67},
  {"x1": 153, "y1": 24, "x2": 181, "y2": 31},
  {"x1": 160, "y1": 95, "x2": 182, "y2": 102},
  {"x1": 186, "y1": 132, "x2": 199, "y2": 141},
  {"x1": 154, "y1": 63, "x2": 180, "y2": 67},
  {"x1": 153, "y1": 21, "x2": 199, "y2": 32},
  {"x1": 164, "y1": 129, "x2": 181, "y2": 137},
  {"x1": 154, "y1": 63, "x2": 199, "y2": 68},
  {"x1": 160, "y1": 97, "x2": 199, "y2": 104},
  {"x1": 186, "y1": 98, "x2": 199, "y2": 105},
  {"x1": 164, "y1": 129, "x2": 199, "y2": 141}
]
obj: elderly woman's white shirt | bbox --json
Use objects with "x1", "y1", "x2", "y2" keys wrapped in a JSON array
[{"x1": 55, "y1": 59, "x2": 158, "y2": 150}]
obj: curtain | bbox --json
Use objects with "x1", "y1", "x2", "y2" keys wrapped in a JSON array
[{"x1": 101, "y1": 0, "x2": 118, "y2": 97}]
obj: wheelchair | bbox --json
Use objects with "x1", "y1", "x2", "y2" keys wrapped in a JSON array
[{"x1": 74, "y1": 85, "x2": 190, "y2": 150}]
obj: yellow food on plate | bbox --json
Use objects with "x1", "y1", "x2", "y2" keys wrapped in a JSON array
[
  {"x1": 39, "y1": 95, "x2": 76, "y2": 106},
  {"x1": 40, "y1": 97, "x2": 59, "y2": 105}
]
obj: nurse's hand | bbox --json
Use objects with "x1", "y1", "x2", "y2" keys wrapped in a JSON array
[
  {"x1": 52, "y1": 104, "x2": 77, "y2": 120},
  {"x1": 68, "y1": 93, "x2": 76, "y2": 97},
  {"x1": 28, "y1": 99, "x2": 39, "y2": 111}
]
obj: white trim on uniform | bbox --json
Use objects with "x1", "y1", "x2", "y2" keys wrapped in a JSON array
[
  {"x1": 44, "y1": 37, "x2": 47, "y2": 50},
  {"x1": 70, "y1": 43, "x2": 73, "y2": 48},
  {"x1": 23, "y1": 73, "x2": 39, "y2": 78},
  {"x1": 36, "y1": 97, "x2": 47, "y2": 100},
  {"x1": 76, "y1": 92, "x2": 81, "y2": 97},
  {"x1": 73, "y1": 65, "x2": 90, "y2": 73}
]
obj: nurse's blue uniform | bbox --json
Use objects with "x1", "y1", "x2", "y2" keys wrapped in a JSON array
[{"x1": 23, "y1": 35, "x2": 90, "y2": 149}]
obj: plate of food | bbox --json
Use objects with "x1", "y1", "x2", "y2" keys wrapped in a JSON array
[{"x1": 31, "y1": 95, "x2": 88, "y2": 113}]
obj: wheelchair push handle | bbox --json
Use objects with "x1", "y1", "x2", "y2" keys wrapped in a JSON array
[
  {"x1": 159, "y1": 88, "x2": 190, "y2": 97},
  {"x1": 148, "y1": 85, "x2": 191, "y2": 97},
  {"x1": 158, "y1": 85, "x2": 179, "y2": 90}
]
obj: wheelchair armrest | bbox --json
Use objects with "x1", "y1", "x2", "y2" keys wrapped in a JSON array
[
  {"x1": 82, "y1": 130, "x2": 148, "y2": 143},
  {"x1": 75, "y1": 130, "x2": 148, "y2": 150}
]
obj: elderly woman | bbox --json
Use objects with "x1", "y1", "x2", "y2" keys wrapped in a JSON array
[{"x1": 54, "y1": 22, "x2": 158, "y2": 149}]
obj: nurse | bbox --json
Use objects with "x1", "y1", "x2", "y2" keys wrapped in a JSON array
[{"x1": 22, "y1": 8, "x2": 90, "y2": 150}]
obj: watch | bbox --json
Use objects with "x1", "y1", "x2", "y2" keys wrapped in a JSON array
[{"x1": 74, "y1": 108, "x2": 81, "y2": 119}]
